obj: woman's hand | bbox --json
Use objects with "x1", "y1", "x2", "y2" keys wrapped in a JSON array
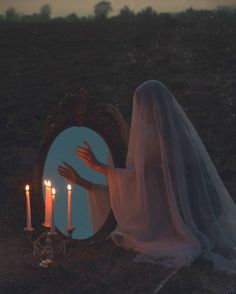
[
  {"x1": 103, "y1": 103, "x2": 130, "y2": 148},
  {"x1": 57, "y1": 161, "x2": 82, "y2": 185},
  {"x1": 76, "y1": 141, "x2": 108, "y2": 176},
  {"x1": 57, "y1": 161, "x2": 94, "y2": 190},
  {"x1": 103, "y1": 103, "x2": 123, "y2": 122},
  {"x1": 76, "y1": 141, "x2": 100, "y2": 171}
]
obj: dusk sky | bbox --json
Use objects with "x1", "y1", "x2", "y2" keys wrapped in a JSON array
[{"x1": 0, "y1": 0, "x2": 236, "y2": 16}]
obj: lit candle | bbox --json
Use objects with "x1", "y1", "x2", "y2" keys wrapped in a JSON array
[
  {"x1": 43, "y1": 180, "x2": 52, "y2": 228},
  {"x1": 50, "y1": 188, "x2": 56, "y2": 234},
  {"x1": 24, "y1": 185, "x2": 34, "y2": 232},
  {"x1": 67, "y1": 184, "x2": 73, "y2": 231}
]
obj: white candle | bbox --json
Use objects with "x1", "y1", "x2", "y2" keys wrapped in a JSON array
[
  {"x1": 50, "y1": 188, "x2": 56, "y2": 234},
  {"x1": 43, "y1": 180, "x2": 52, "y2": 228},
  {"x1": 67, "y1": 184, "x2": 73, "y2": 231},
  {"x1": 24, "y1": 185, "x2": 34, "y2": 232}
]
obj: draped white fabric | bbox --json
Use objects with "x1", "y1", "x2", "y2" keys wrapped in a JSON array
[
  {"x1": 87, "y1": 153, "x2": 113, "y2": 232},
  {"x1": 87, "y1": 184, "x2": 110, "y2": 232},
  {"x1": 107, "y1": 80, "x2": 236, "y2": 272}
]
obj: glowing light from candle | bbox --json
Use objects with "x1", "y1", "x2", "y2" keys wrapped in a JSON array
[
  {"x1": 50, "y1": 187, "x2": 56, "y2": 234},
  {"x1": 52, "y1": 188, "x2": 56, "y2": 196},
  {"x1": 43, "y1": 179, "x2": 52, "y2": 228},
  {"x1": 67, "y1": 184, "x2": 73, "y2": 231},
  {"x1": 24, "y1": 184, "x2": 34, "y2": 232},
  {"x1": 44, "y1": 180, "x2": 51, "y2": 187}
]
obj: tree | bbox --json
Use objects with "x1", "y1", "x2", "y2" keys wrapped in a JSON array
[
  {"x1": 39, "y1": 4, "x2": 52, "y2": 21},
  {"x1": 216, "y1": 5, "x2": 235, "y2": 16},
  {"x1": 5, "y1": 7, "x2": 19, "y2": 22},
  {"x1": 119, "y1": 6, "x2": 135, "y2": 19},
  {"x1": 137, "y1": 6, "x2": 157, "y2": 19},
  {"x1": 94, "y1": 1, "x2": 112, "y2": 19},
  {"x1": 65, "y1": 13, "x2": 78, "y2": 22}
]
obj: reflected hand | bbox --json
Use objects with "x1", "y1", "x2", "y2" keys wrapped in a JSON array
[
  {"x1": 76, "y1": 141, "x2": 100, "y2": 171},
  {"x1": 57, "y1": 161, "x2": 81, "y2": 185}
]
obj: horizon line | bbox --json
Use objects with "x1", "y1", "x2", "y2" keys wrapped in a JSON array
[{"x1": 1, "y1": 4, "x2": 236, "y2": 18}]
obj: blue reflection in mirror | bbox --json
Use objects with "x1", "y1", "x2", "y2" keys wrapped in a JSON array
[{"x1": 43, "y1": 126, "x2": 110, "y2": 239}]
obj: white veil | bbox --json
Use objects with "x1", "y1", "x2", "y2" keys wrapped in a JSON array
[
  {"x1": 107, "y1": 80, "x2": 236, "y2": 272},
  {"x1": 87, "y1": 152, "x2": 113, "y2": 232}
]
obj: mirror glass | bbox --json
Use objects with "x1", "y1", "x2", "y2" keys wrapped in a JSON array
[{"x1": 43, "y1": 126, "x2": 111, "y2": 239}]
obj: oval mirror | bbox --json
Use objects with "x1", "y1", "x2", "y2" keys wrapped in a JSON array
[
  {"x1": 32, "y1": 90, "x2": 126, "y2": 244},
  {"x1": 43, "y1": 126, "x2": 111, "y2": 239}
]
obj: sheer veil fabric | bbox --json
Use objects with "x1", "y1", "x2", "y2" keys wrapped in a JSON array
[
  {"x1": 87, "y1": 153, "x2": 113, "y2": 232},
  {"x1": 107, "y1": 80, "x2": 236, "y2": 272},
  {"x1": 87, "y1": 183, "x2": 110, "y2": 232}
]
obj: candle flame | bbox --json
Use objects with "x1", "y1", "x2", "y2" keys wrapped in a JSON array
[
  {"x1": 52, "y1": 188, "x2": 56, "y2": 195},
  {"x1": 25, "y1": 185, "x2": 30, "y2": 191},
  {"x1": 44, "y1": 180, "x2": 52, "y2": 187},
  {"x1": 67, "y1": 184, "x2": 72, "y2": 191}
]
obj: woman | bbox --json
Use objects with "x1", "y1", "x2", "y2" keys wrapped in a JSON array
[{"x1": 58, "y1": 80, "x2": 236, "y2": 272}]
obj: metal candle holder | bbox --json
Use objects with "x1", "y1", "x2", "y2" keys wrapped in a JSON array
[
  {"x1": 25, "y1": 227, "x2": 75, "y2": 268},
  {"x1": 66, "y1": 227, "x2": 76, "y2": 239}
]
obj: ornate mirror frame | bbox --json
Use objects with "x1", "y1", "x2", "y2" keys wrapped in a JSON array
[{"x1": 32, "y1": 89, "x2": 127, "y2": 245}]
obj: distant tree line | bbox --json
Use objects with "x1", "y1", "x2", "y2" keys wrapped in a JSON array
[
  {"x1": 0, "y1": 4, "x2": 52, "y2": 23},
  {"x1": 0, "y1": 1, "x2": 236, "y2": 23}
]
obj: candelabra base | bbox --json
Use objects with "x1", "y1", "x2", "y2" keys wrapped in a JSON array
[
  {"x1": 33, "y1": 231, "x2": 66, "y2": 267},
  {"x1": 24, "y1": 227, "x2": 34, "y2": 232}
]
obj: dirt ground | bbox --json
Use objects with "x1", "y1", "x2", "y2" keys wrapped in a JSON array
[{"x1": 1, "y1": 227, "x2": 236, "y2": 294}]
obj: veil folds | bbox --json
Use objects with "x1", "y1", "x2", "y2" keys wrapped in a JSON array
[
  {"x1": 107, "y1": 80, "x2": 236, "y2": 272},
  {"x1": 87, "y1": 153, "x2": 112, "y2": 233}
]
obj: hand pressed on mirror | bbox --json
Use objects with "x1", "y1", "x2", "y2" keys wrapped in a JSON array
[
  {"x1": 103, "y1": 103, "x2": 130, "y2": 148},
  {"x1": 57, "y1": 161, "x2": 92, "y2": 190},
  {"x1": 103, "y1": 103, "x2": 125, "y2": 124},
  {"x1": 76, "y1": 141, "x2": 108, "y2": 176}
]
